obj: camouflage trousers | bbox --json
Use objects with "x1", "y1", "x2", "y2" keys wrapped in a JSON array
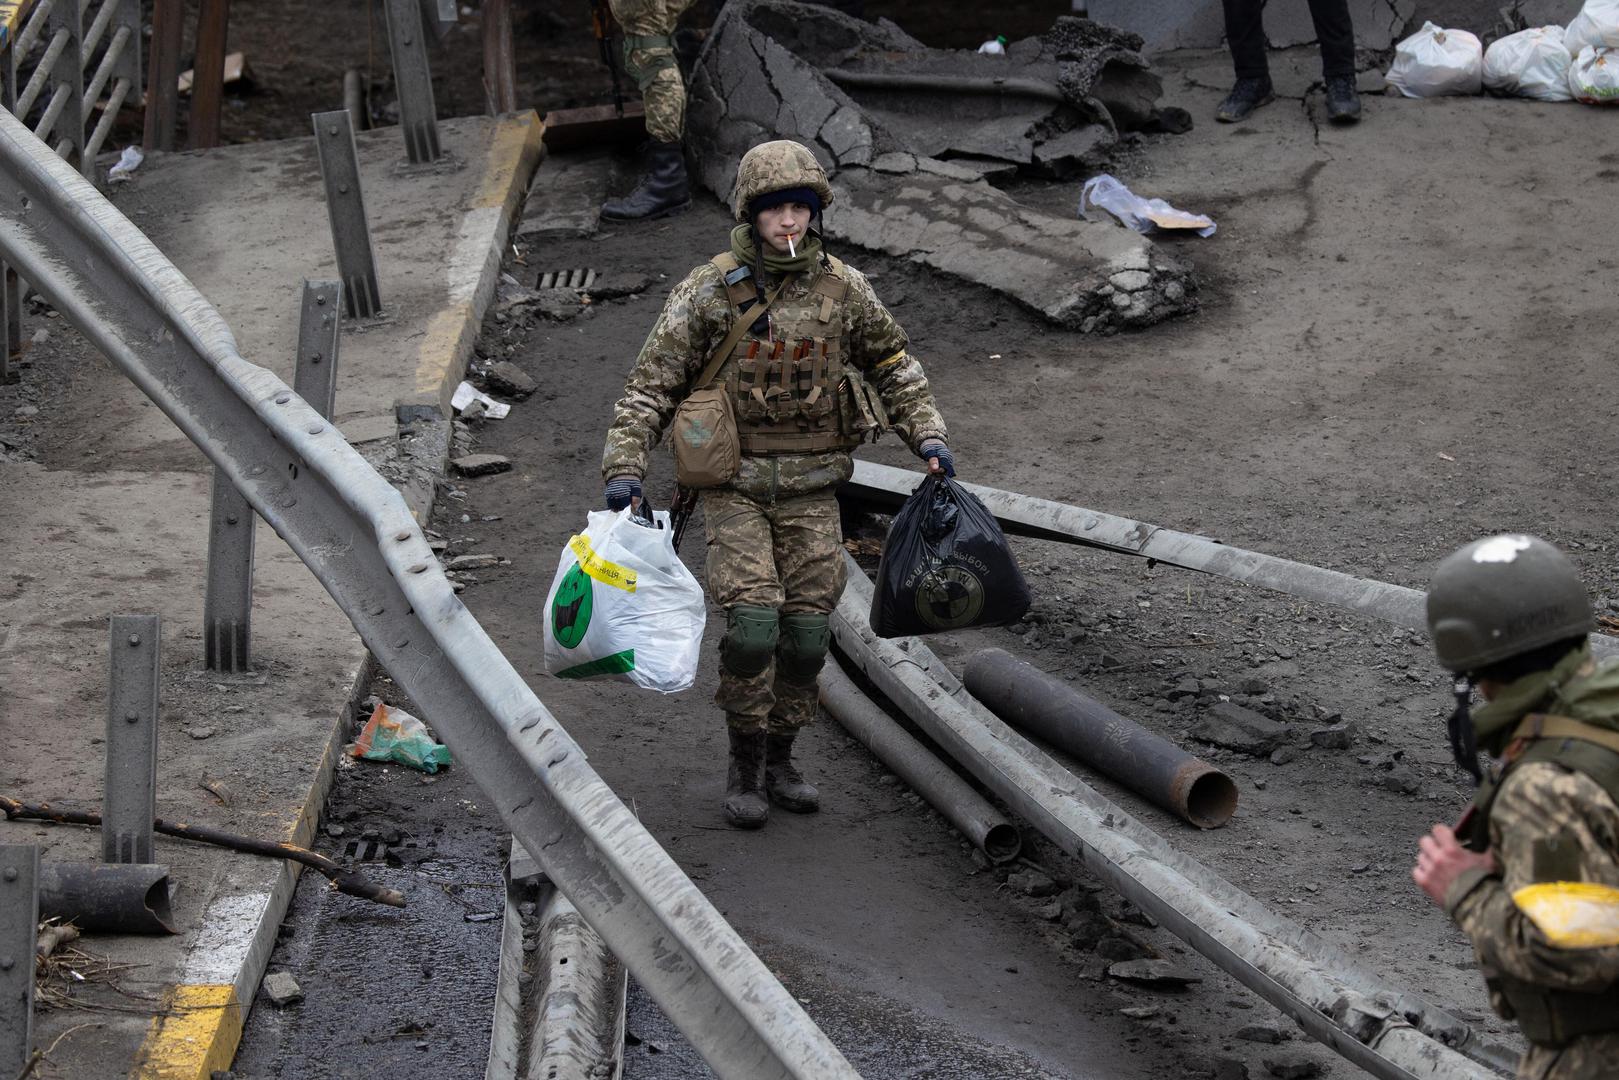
[
  {"x1": 608, "y1": 0, "x2": 694, "y2": 143},
  {"x1": 1517, "y1": 1032, "x2": 1619, "y2": 1079},
  {"x1": 704, "y1": 486, "x2": 845, "y2": 734}
]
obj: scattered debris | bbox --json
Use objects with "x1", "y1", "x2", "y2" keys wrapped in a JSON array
[
  {"x1": 1106, "y1": 958, "x2": 1202, "y2": 986},
  {"x1": 484, "y1": 361, "x2": 537, "y2": 399},
  {"x1": 36, "y1": 922, "x2": 80, "y2": 961},
  {"x1": 1081, "y1": 174, "x2": 1216, "y2": 237},
  {"x1": 1007, "y1": 867, "x2": 1062, "y2": 897},
  {"x1": 186, "y1": 725, "x2": 218, "y2": 741},
  {"x1": 446, "y1": 553, "x2": 501, "y2": 571},
  {"x1": 1236, "y1": 1023, "x2": 1289, "y2": 1044},
  {"x1": 1308, "y1": 722, "x2": 1356, "y2": 750},
  {"x1": 345, "y1": 703, "x2": 453, "y2": 774},
  {"x1": 199, "y1": 776, "x2": 235, "y2": 807},
  {"x1": 1120, "y1": 1004, "x2": 1161, "y2": 1020},
  {"x1": 1262, "y1": 1054, "x2": 1322, "y2": 1079},
  {"x1": 1191, "y1": 703, "x2": 1289, "y2": 755},
  {"x1": 451, "y1": 381, "x2": 511, "y2": 420},
  {"x1": 107, "y1": 146, "x2": 145, "y2": 184},
  {"x1": 450, "y1": 453, "x2": 512, "y2": 477},
  {"x1": 262, "y1": 970, "x2": 304, "y2": 1007}
]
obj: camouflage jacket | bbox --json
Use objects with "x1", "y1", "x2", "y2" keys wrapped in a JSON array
[
  {"x1": 1444, "y1": 657, "x2": 1619, "y2": 1073},
  {"x1": 601, "y1": 255, "x2": 947, "y2": 502}
]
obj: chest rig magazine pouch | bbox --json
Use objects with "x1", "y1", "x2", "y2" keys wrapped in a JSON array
[
  {"x1": 701, "y1": 253, "x2": 888, "y2": 462},
  {"x1": 1465, "y1": 712, "x2": 1619, "y2": 1046}
]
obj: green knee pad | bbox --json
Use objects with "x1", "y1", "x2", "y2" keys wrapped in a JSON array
[
  {"x1": 778, "y1": 613, "x2": 831, "y2": 682},
  {"x1": 721, "y1": 606, "x2": 778, "y2": 679},
  {"x1": 621, "y1": 34, "x2": 678, "y2": 90}
]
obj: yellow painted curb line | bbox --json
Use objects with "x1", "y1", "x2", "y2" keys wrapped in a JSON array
[
  {"x1": 413, "y1": 111, "x2": 546, "y2": 415},
  {"x1": 131, "y1": 985, "x2": 242, "y2": 1080}
]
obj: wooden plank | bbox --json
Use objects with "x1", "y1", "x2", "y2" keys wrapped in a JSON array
[
  {"x1": 540, "y1": 102, "x2": 645, "y2": 151},
  {"x1": 190, "y1": 0, "x2": 230, "y2": 148}
]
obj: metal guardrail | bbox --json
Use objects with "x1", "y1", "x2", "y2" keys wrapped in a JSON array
[{"x1": 0, "y1": 106, "x2": 859, "y2": 1079}]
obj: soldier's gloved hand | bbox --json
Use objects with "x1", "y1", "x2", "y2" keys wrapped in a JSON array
[
  {"x1": 920, "y1": 440, "x2": 955, "y2": 478},
  {"x1": 605, "y1": 475, "x2": 642, "y2": 511}
]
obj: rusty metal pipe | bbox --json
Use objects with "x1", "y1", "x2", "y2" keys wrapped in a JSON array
[
  {"x1": 821, "y1": 657, "x2": 1021, "y2": 863},
  {"x1": 39, "y1": 861, "x2": 176, "y2": 934},
  {"x1": 963, "y1": 648, "x2": 1237, "y2": 829}
]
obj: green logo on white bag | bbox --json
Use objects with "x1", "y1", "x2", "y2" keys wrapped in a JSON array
[{"x1": 552, "y1": 563, "x2": 594, "y2": 649}]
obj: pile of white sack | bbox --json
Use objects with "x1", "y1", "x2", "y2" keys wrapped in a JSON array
[{"x1": 1386, "y1": 0, "x2": 1619, "y2": 104}]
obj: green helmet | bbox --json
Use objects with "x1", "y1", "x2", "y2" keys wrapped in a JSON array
[
  {"x1": 731, "y1": 140, "x2": 834, "y2": 223},
  {"x1": 1426, "y1": 534, "x2": 1593, "y2": 673}
]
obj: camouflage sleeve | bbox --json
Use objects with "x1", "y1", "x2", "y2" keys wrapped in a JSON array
[
  {"x1": 840, "y1": 264, "x2": 947, "y2": 454},
  {"x1": 601, "y1": 263, "x2": 731, "y2": 481},
  {"x1": 1448, "y1": 763, "x2": 1619, "y2": 993}
]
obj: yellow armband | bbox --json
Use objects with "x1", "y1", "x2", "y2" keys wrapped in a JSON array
[
  {"x1": 870, "y1": 350, "x2": 907, "y2": 372},
  {"x1": 1513, "y1": 882, "x2": 1619, "y2": 949}
]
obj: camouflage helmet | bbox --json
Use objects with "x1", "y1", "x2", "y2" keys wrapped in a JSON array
[
  {"x1": 731, "y1": 140, "x2": 834, "y2": 223},
  {"x1": 1426, "y1": 534, "x2": 1594, "y2": 673}
]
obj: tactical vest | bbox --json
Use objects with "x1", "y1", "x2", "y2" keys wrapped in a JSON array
[
  {"x1": 709, "y1": 252, "x2": 863, "y2": 456},
  {"x1": 1465, "y1": 713, "x2": 1619, "y2": 1046}
]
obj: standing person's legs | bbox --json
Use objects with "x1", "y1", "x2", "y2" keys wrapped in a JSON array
[
  {"x1": 1306, "y1": 0, "x2": 1356, "y2": 77},
  {"x1": 762, "y1": 489, "x2": 844, "y2": 813},
  {"x1": 602, "y1": 0, "x2": 693, "y2": 219},
  {"x1": 705, "y1": 488, "x2": 782, "y2": 827},
  {"x1": 1307, "y1": 0, "x2": 1361, "y2": 121},
  {"x1": 1222, "y1": 0, "x2": 1269, "y2": 79},
  {"x1": 1217, "y1": 0, "x2": 1277, "y2": 121}
]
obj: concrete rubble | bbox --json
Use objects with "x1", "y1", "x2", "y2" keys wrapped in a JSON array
[{"x1": 686, "y1": 0, "x2": 1199, "y2": 332}]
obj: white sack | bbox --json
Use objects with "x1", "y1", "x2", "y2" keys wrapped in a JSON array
[
  {"x1": 1483, "y1": 26, "x2": 1575, "y2": 101},
  {"x1": 542, "y1": 508, "x2": 706, "y2": 693},
  {"x1": 1566, "y1": 0, "x2": 1619, "y2": 56},
  {"x1": 1386, "y1": 21, "x2": 1484, "y2": 97},
  {"x1": 1570, "y1": 44, "x2": 1619, "y2": 103}
]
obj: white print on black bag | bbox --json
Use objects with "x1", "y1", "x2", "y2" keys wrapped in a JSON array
[{"x1": 543, "y1": 507, "x2": 706, "y2": 693}]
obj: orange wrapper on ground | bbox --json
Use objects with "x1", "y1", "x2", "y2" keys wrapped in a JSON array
[{"x1": 344, "y1": 703, "x2": 453, "y2": 773}]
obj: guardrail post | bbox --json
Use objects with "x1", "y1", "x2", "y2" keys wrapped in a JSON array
[
  {"x1": 0, "y1": 46, "x2": 16, "y2": 385},
  {"x1": 312, "y1": 111, "x2": 382, "y2": 319},
  {"x1": 44, "y1": 0, "x2": 87, "y2": 175},
  {"x1": 0, "y1": 845, "x2": 38, "y2": 1076},
  {"x1": 203, "y1": 476, "x2": 254, "y2": 672},
  {"x1": 382, "y1": 0, "x2": 442, "y2": 164},
  {"x1": 142, "y1": 0, "x2": 182, "y2": 151},
  {"x1": 104, "y1": 615, "x2": 160, "y2": 863},
  {"x1": 189, "y1": 0, "x2": 229, "y2": 149},
  {"x1": 294, "y1": 280, "x2": 342, "y2": 420}
]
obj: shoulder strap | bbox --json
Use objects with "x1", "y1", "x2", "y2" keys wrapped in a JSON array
[
  {"x1": 692, "y1": 277, "x2": 787, "y2": 390},
  {"x1": 1516, "y1": 713, "x2": 1619, "y2": 758},
  {"x1": 1481, "y1": 714, "x2": 1619, "y2": 833}
]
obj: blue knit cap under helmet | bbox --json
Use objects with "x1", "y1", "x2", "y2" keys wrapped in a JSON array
[{"x1": 747, "y1": 185, "x2": 823, "y2": 220}]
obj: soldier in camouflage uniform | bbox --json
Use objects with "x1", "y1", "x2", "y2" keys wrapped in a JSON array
[
  {"x1": 601, "y1": 140, "x2": 952, "y2": 828},
  {"x1": 600, "y1": 0, "x2": 695, "y2": 221},
  {"x1": 1412, "y1": 535, "x2": 1619, "y2": 1079}
]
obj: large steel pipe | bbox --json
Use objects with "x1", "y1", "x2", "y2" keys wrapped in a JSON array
[
  {"x1": 964, "y1": 649, "x2": 1237, "y2": 829},
  {"x1": 820, "y1": 658, "x2": 1020, "y2": 864},
  {"x1": 39, "y1": 861, "x2": 175, "y2": 934}
]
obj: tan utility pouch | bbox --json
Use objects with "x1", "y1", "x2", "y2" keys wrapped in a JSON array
[
  {"x1": 670, "y1": 279, "x2": 785, "y2": 488},
  {"x1": 837, "y1": 366, "x2": 890, "y2": 445}
]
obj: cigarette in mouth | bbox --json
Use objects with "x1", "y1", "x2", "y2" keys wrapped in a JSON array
[{"x1": 787, "y1": 233, "x2": 797, "y2": 257}]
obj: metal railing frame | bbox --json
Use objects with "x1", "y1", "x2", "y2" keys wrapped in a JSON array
[
  {"x1": 0, "y1": 106, "x2": 858, "y2": 1080},
  {"x1": 6, "y1": 0, "x2": 140, "y2": 177}
]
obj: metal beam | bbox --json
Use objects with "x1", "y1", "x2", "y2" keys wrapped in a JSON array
[
  {"x1": 104, "y1": 614, "x2": 160, "y2": 863},
  {"x1": 142, "y1": 0, "x2": 183, "y2": 151},
  {"x1": 0, "y1": 105, "x2": 856, "y2": 1080},
  {"x1": 830, "y1": 552, "x2": 1515, "y2": 1080},
  {"x1": 203, "y1": 473, "x2": 254, "y2": 671},
  {"x1": 293, "y1": 279, "x2": 341, "y2": 420},
  {"x1": 0, "y1": 845, "x2": 38, "y2": 1077},
  {"x1": 382, "y1": 0, "x2": 441, "y2": 163},
  {"x1": 312, "y1": 110, "x2": 382, "y2": 319}
]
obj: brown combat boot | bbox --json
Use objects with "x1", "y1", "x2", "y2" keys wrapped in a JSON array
[
  {"x1": 723, "y1": 728, "x2": 769, "y2": 829},
  {"x1": 765, "y1": 730, "x2": 819, "y2": 813}
]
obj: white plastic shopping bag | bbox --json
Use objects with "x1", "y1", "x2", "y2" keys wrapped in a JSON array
[
  {"x1": 1566, "y1": 0, "x2": 1619, "y2": 56},
  {"x1": 1079, "y1": 174, "x2": 1216, "y2": 237},
  {"x1": 1483, "y1": 26, "x2": 1574, "y2": 101},
  {"x1": 543, "y1": 507, "x2": 706, "y2": 692},
  {"x1": 1570, "y1": 44, "x2": 1619, "y2": 103},
  {"x1": 1386, "y1": 22, "x2": 1483, "y2": 97}
]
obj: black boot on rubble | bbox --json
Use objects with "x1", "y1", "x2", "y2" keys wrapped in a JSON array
[
  {"x1": 1324, "y1": 75, "x2": 1362, "y2": 124},
  {"x1": 723, "y1": 728, "x2": 769, "y2": 829},
  {"x1": 601, "y1": 140, "x2": 691, "y2": 222},
  {"x1": 1215, "y1": 76, "x2": 1274, "y2": 123},
  {"x1": 765, "y1": 730, "x2": 820, "y2": 813}
]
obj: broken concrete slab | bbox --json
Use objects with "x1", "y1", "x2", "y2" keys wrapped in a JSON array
[
  {"x1": 1089, "y1": 0, "x2": 1416, "y2": 53},
  {"x1": 827, "y1": 167, "x2": 1193, "y2": 332},
  {"x1": 688, "y1": 0, "x2": 1197, "y2": 332},
  {"x1": 516, "y1": 150, "x2": 611, "y2": 240},
  {"x1": 1191, "y1": 703, "x2": 1289, "y2": 755}
]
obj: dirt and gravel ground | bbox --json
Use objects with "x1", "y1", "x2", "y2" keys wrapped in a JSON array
[{"x1": 15, "y1": 2, "x2": 1616, "y2": 1078}]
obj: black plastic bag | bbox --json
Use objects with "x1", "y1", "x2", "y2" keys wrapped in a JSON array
[{"x1": 869, "y1": 475, "x2": 1032, "y2": 638}]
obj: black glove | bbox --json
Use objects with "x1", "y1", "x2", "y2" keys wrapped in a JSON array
[
  {"x1": 605, "y1": 476, "x2": 641, "y2": 511},
  {"x1": 919, "y1": 440, "x2": 955, "y2": 478}
]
